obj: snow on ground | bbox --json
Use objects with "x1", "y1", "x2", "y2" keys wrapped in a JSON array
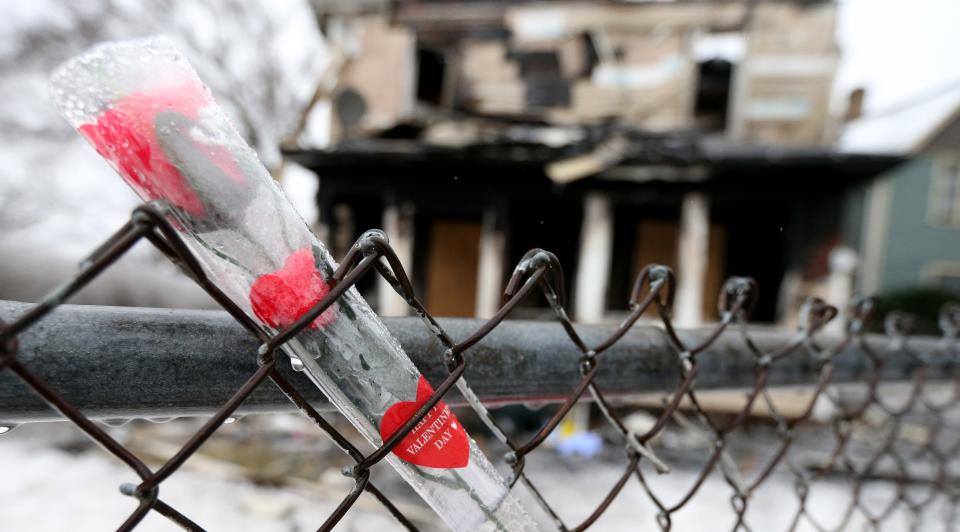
[
  {"x1": 0, "y1": 418, "x2": 944, "y2": 531},
  {"x1": 0, "y1": 422, "x2": 410, "y2": 532}
]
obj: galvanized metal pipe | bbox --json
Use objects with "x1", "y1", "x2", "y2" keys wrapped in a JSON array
[{"x1": 0, "y1": 300, "x2": 948, "y2": 423}]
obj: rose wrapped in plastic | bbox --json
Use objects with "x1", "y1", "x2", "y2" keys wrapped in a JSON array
[{"x1": 51, "y1": 37, "x2": 542, "y2": 531}]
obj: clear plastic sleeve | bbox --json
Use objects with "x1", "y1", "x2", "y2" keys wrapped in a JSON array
[{"x1": 51, "y1": 37, "x2": 539, "y2": 531}]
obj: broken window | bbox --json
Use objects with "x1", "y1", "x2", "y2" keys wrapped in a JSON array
[{"x1": 694, "y1": 59, "x2": 733, "y2": 133}]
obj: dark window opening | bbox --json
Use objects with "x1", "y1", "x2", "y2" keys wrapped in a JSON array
[
  {"x1": 511, "y1": 50, "x2": 562, "y2": 78},
  {"x1": 694, "y1": 59, "x2": 733, "y2": 133},
  {"x1": 509, "y1": 50, "x2": 570, "y2": 108},
  {"x1": 416, "y1": 48, "x2": 447, "y2": 106}
]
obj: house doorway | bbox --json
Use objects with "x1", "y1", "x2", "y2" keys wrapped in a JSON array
[{"x1": 424, "y1": 220, "x2": 482, "y2": 317}]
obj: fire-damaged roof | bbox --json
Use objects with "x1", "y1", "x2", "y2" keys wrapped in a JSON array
[{"x1": 284, "y1": 129, "x2": 903, "y2": 190}]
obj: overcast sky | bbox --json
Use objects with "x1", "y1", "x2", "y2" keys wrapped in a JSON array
[
  {"x1": 834, "y1": 0, "x2": 960, "y2": 151},
  {"x1": 835, "y1": 0, "x2": 960, "y2": 113}
]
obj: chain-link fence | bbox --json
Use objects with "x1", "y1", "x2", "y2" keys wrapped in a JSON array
[{"x1": 2, "y1": 202, "x2": 959, "y2": 531}]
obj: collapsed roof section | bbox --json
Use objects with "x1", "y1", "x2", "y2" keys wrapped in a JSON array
[{"x1": 305, "y1": 0, "x2": 843, "y2": 151}]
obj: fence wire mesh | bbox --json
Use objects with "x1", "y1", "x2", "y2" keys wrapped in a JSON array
[{"x1": 1, "y1": 201, "x2": 959, "y2": 531}]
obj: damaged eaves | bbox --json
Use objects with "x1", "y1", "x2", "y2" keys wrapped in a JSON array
[{"x1": 285, "y1": 126, "x2": 902, "y2": 188}]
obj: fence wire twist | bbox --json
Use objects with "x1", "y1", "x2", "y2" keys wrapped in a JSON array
[{"x1": 1, "y1": 201, "x2": 959, "y2": 531}]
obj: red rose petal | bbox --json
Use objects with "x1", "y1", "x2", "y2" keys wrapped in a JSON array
[
  {"x1": 250, "y1": 248, "x2": 337, "y2": 330},
  {"x1": 77, "y1": 80, "x2": 245, "y2": 218}
]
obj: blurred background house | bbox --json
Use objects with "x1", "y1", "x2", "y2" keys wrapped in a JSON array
[
  {"x1": 2, "y1": 0, "x2": 960, "y2": 329},
  {"x1": 283, "y1": 0, "x2": 903, "y2": 326}
]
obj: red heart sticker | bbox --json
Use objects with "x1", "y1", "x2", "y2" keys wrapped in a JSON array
[{"x1": 379, "y1": 376, "x2": 470, "y2": 469}]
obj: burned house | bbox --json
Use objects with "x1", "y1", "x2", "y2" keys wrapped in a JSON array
[{"x1": 288, "y1": 0, "x2": 900, "y2": 324}]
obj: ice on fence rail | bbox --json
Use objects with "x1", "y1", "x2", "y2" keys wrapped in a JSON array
[{"x1": 51, "y1": 36, "x2": 542, "y2": 531}]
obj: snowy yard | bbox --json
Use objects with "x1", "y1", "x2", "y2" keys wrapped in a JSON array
[{"x1": 0, "y1": 413, "x2": 948, "y2": 531}]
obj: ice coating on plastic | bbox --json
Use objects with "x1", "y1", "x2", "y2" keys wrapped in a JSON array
[{"x1": 51, "y1": 37, "x2": 539, "y2": 531}]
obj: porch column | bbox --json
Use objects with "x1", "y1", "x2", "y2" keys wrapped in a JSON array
[
  {"x1": 826, "y1": 246, "x2": 859, "y2": 335},
  {"x1": 475, "y1": 207, "x2": 505, "y2": 319},
  {"x1": 575, "y1": 193, "x2": 613, "y2": 324},
  {"x1": 676, "y1": 191, "x2": 710, "y2": 327},
  {"x1": 378, "y1": 201, "x2": 415, "y2": 316}
]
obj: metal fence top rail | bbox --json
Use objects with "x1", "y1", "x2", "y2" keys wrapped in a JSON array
[{"x1": 0, "y1": 300, "x2": 953, "y2": 424}]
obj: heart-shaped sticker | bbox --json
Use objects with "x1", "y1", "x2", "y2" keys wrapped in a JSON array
[{"x1": 379, "y1": 376, "x2": 470, "y2": 469}]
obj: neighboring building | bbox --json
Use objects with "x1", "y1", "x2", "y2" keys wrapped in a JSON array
[
  {"x1": 287, "y1": 0, "x2": 900, "y2": 324},
  {"x1": 852, "y1": 97, "x2": 960, "y2": 295}
]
